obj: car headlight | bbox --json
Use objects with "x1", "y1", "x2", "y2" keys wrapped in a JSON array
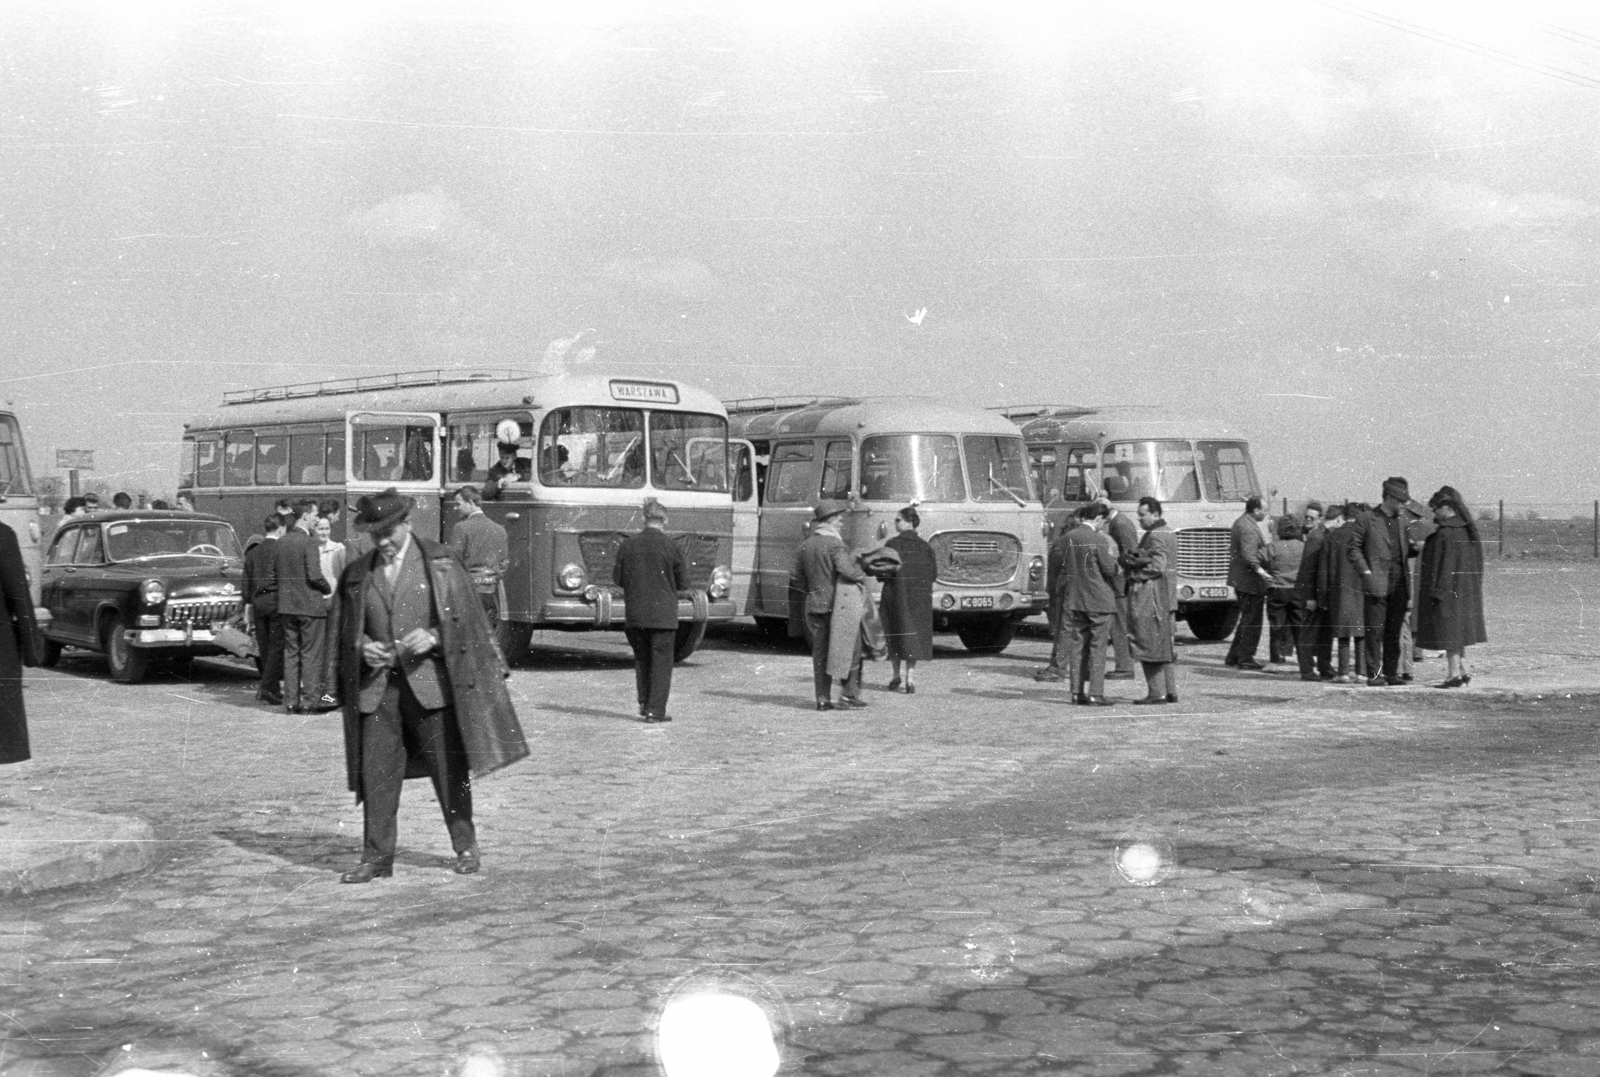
[
  {"x1": 708, "y1": 565, "x2": 732, "y2": 599},
  {"x1": 557, "y1": 563, "x2": 587, "y2": 592},
  {"x1": 1028, "y1": 555, "x2": 1044, "y2": 583},
  {"x1": 140, "y1": 579, "x2": 166, "y2": 606}
]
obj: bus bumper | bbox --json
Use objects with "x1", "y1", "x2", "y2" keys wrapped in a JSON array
[
  {"x1": 931, "y1": 589, "x2": 1048, "y2": 617},
  {"x1": 542, "y1": 592, "x2": 736, "y2": 629}
]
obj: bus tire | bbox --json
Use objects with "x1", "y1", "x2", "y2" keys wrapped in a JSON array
[
  {"x1": 39, "y1": 637, "x2": 62, "y2": 668},
  {"x1": 674, "y1": 621, "x2": 707, "y2": 663},
  {"x1": 103, "y1": 616, "x2": 149, "y2": 685},
  {"x1": 1184, "y1": 606, "x2": 1239, "y2": 642},
  {"x1": 955, "y1": 618, "x2": 1017, "y2": 654},
  {"x1": 499, "y1": 620, "x2": 534, "y2": 663}
]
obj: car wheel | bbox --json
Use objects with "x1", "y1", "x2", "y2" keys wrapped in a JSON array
[
  {"x1": 39, "y1": 637, "x2": 62, "y2": 668},
  {"x1": 103, "y1": 617, "x2": 149, "y2": 684}
]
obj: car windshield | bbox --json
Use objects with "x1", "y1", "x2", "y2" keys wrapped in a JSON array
[
  {"x1": 648, "y1": 412, "x2": 730, "y2": 492},
  {"x1": 1101, "y1": 440, "x2": 1202, "y2": 503},
  {"x1": 1197, "y1": 441, "x2": 1260, "y2": 503},
  {"x1": 104, "y1": 520, "x2": 242, "y2": 562},
  {"x1": 964, "y1": 435, "x2": 1035, "y2": 504},
  {"x1": 859, "y1": 434, "x2": 966, "y2": 503}
]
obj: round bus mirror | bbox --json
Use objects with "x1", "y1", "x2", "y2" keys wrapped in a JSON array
[{"x1": 495, "y1": 419, "x2": 521, "y2": 444}]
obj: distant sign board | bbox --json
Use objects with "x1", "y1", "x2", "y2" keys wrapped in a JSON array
[
  {"x1": 56, "y1": 450, "x2": 94, "y2": 471},
  {"x1": 609, "y1": 380, "x2": 679, "y2": 405}
]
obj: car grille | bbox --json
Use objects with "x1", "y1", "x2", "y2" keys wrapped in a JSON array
[
  {"x1": 579, "y1": 532, "x2": 719, "y2": 591},
  {"x1": 929, "y1": 531, "x2": 1021, "y2": 587},
  {"x1": 165, "y1": 598, "x2": 242, "y2": 627},
  {"x1": 1176, "y1": 528, "x2": 1231, "y2": 579}
]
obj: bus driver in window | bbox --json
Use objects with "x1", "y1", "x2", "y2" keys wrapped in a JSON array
[{"x1": 483, "y1": 441, "x2": 530, "y2": 500}]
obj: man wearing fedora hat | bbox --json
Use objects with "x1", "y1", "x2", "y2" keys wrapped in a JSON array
[
  {"x1": 335, "y1": 488, "x2": 529, "y2": 883},
  {"x1": 789, "y1": 499, "x2": 869, "y2": 710},
  {"x1": 1348, "y1": 476, "x2": 1416, "y2": 687}
]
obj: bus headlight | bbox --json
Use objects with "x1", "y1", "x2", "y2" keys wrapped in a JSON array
[
  {"x1": 708, "y1": 565, "x2": 732, "y2": 600},
  {"x1": 939, "y1": 593, "x2": 956, "y2": 610},
  {"x1": 557, "y1": 563, "x2": 587, "y2": 592},
  {"x1": 1179, "y1": 585, "x2": 1195, "y2": 601},
  {"x1": 1028, "y1": 555, "x2": 1044, "y2": 584},
  {"x1": 139, "y1": 579, "x2": 166, "y2": 606}
]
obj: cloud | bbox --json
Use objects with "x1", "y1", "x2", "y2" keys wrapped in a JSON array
[
  {"x1": 346, "y1": 188, "x2": 494, "y2": 255},
  {"x1": 595, "y1": 257, "x2": 726, "y2": 303}
]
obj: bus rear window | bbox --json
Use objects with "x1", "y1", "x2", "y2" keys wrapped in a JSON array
[
  {"x1": 859, "y1": 435, "x2": 964, "y2": 503},
  {"x1": 539, "y1": 407, "x2": 644, "y2": 489},
  {"x1": 0, "y1": 415, "x2": 31, "y2": 496},
  {"x1": 1198, "y1": 441, "x2": 1259, "y2": 503}
]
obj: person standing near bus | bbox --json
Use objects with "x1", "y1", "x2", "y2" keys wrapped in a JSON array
[
  {"x1": 1095, "y1": 496, "x2": 1138, "y2": 681},
  {"x1": 1224, "y1": 495, "x2": 1273, "y2": 671},
  {"x1": 245, "y1": 515, "x2": 286, "y2": 707},
  {"x1": 449, "y1": 486, "x2": 510, "y2": 624},
  {"x1": 1, "y1": 521, "x2": 38, "y2": 765},
  {"x1": 1060, "y1": 502, "x2": 1120, "y2": 705},
  {"x1": 789, "y1": 500, "x2": 869, "y2": 711},
  {"x1": 336, "y1": 488, "x2": 528, "y2": 883},
  {"x1": 612, "y1": 498, "x2": 688, "y2": 723},
  {"x1": 1348, "y1": 477, "x2": 1415, "y2": 687},
  {"x1": 275, "y1": 498, "x2": 331, "y2": 713},
  {"x1": 879, "y1": 506, "x2": 936, "y2": 694},
  {"x1": 1125, "y1": 496, "x2": 1178, "y2": 705}
]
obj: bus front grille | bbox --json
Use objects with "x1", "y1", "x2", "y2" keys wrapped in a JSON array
[
  {"x1": 1176, "y1": 528, "x2": 1231, "y2": 579},
  {"x1": 579, "y1": 532, "x2": 720, "y2": 592},
  {"x1": 930, "y1": 531, "x2": 1020, "y2": 587}
]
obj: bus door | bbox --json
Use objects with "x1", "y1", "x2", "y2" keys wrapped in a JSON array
[
  {"x1": 753, "y1": 440, "x2": 819, "y2": 618},
  {"x1": 346, "y1": 411, "x2": 444, "y2": 541},
  {"x1": 728, "y1": 439, "x2": 758, "y2": 615}
]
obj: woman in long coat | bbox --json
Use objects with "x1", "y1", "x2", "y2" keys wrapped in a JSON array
[
  {"x1": 0, "y1": 522, "x2": 38, "y2": 764},
  {"x1": 1415, "y1": 485, "x2": 1487, "y2": 688},
  {"x1": 1124, "y1": 497, "x2": 1179, "y2": 704},
  {"x1": 879, "y1": 506, "x2": 936, "y2": 693}
]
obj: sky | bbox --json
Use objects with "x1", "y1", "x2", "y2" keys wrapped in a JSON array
[{"x1": 4, "y1": 0, "x2": 1600, "y2": 508}]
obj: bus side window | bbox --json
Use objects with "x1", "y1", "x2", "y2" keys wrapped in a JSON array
[
  {"x1": 223, "y1": 431, "x2": 255, "y2": 487},
  {"x1": 1062, "y1": 445, "x2": 1097, "y2": 501},
  {"x1": 195, "y1": 437, "x2": 222, "y2": 488},
  {"x1": 255, "y1": 432, "x2": 288, "y2": 486},
  {"x1": 764, "y1": 442, "x2": 817, "y2": 504},
  {"x1": 325, "y1": 432, "x2": 346, "y2": 484},
  {"x1": 401, "y1": 425, "x2": 434, "y2": 482},
  {"x1": 180, "y1": 439, "x2": 198, "y2": 489},
  {"x1": 819, "y1": 440, "x2": 852, "y2": 500},
  {"x1": 290, "y1": 430, "x2": 325, "y2": 485},
  {"x1": 730, "y1": 443, "x2": 755, "y2": 503}
]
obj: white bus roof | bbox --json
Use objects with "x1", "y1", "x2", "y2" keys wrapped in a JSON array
[
  {"x1": 998, "y1": 404, "x2": 1251, "y2": 445},
  {"x1": 186, "y1": 370, "x2": 726, "y2": 431},
  {"x1": 726, "y1": 395, "x2": 1025, "y2": 441}
]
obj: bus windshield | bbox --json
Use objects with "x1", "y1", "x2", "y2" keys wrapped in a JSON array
[
  {"x1": 1101, "y1": 440, "x2": 1201, "y2": 503},
  {"x1": 649, "y1": 412, "x2": 729, "y2": 491},
  {"x1": 539, "y1": 407, "x2": 645, "y2": 488},
  {"x1": 964, "y1": 435, "x2": 1034, "y2": 504},
  {"x1": 0, "y1": 415, "x2": 31, "y2": 497},
  {"x1": 1197, "y1": 441, "x2": 1259, "y2": 503},
  {"x1": 105, "y1": 520, "x2": 242, "y2": 562},
  {"x1": 859, "y1": 435, "x2": 965, "y2": 503}
]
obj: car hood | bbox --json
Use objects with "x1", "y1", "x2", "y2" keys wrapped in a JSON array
[{"x1": 117, "y1": 559, "x2": 245, "y2": 598}]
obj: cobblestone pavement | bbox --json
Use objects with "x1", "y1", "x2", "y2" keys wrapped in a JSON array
[{"x1": 3, "y1": 563, "x2": 1600, "y2": 1077}]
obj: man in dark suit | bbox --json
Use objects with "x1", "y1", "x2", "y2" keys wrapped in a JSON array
[
  {"x1": 1097, "y1": 496, "x2": 1138, "y2": 680},
  {"x1": 1348, "y1": 476, "x2": 1414, "y2": 687},
  {"x1": 274, "y1": 498, "x2": 331, "y2": 713},
  {"x1": 612, "y1": 498, "x2": 689, "y2": 723},
  {"x1": 1060, "y1": 502, "x2": 1121, "y2": 705},
  {"x1": 449, "y1": 486, "x2": 510, "y2": 624},
  {"x1": 1224, "y1": 495, "x2": 1273, "y2": 671},
  {"x1": 244, "y1": 514, "x2": 286, "y2": 706},
  {"x1": 337, "y1": 488, "x2": 528, "y2": 883},
  {"x1": 789, "y1": 500, "x2": 868, "y2": 711}
]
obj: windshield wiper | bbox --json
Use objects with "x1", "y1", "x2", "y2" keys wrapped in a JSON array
[{"x1": 988, "y1": 472, "x2": 1027, "y2": 507}]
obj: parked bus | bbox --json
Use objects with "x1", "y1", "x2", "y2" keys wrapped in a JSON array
[
  {"x1": 0, "y1": 406, "x2": 43, "y2": 606},
  {"x1": 180, "y1": 369, "x2": 737, "y2": 660},
  {"x1": 725, "y1": 396, "x2": 1049, "y2": 654},
  {"x1": 998, "y1": 405, "x2": 1263, "y2": 641}
]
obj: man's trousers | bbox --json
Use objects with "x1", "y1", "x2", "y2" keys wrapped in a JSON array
[
  {"x1": 624, "y1": 626, "x2": 676, "y2": 717},
  {"x1": 1363, "y1": 579, "x2": 1410, "y2": 680},
  {"x1": 1067, "y1": 610, "x2": 1112, "y2": 698},
  {"x1": 279, "y1": 613, "x2": 325, "y2": 709},
  {"x1": 1226, "y1": 590, "x2": 1267, "y2": 665},
  {"x1": 1296, "y1": 607, "x2": 1334, "y2": 679},
  {"x1": 252, "y1": 608, "x2": 284, "y2": 699},
  {"x1": 805, "y1": 611, "x2": 861, "y2": 702},
  {"x1": 359, "y1": 677, "x2": 475, "y2": 866}
]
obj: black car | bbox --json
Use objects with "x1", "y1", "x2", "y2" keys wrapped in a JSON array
[{"x1": 38, "y1": 510, "x2": 247, "y2": 683}]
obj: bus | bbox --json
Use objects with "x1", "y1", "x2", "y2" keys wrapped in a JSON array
[
  {"x1": 180, "y1": 369, "x2": 738, "y2": 660},
  {"x1": 725, "y1": 396, "x2": 1049, "y2": 654},
  {"x1": 0, "y1": 407, "x2": 43, "y2": 607},
  {"x1": 998, "y1": 405, "x2": 1263, "y2": 641}
]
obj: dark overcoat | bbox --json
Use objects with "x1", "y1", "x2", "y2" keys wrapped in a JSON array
[
  {"x1": 1227, "y1": 512, "x2": 1271, "y2": 595},
  {"x1": 879, "y1": 530, "x2": 936, "y2": 661},
  {"x1": 1059, "y1": 524, "x2": 1119, "y2": 614},
  {"x1": 338, "y1": 536, "x2": 528, "y2": 800},
  {"x1": 0, "y1": 523, "x2": 37, "y2": 764},
  {"x1": 613, "y1": 526, "x2": 688, "y2": 630},
  {"x1": 1414, "y1": 518, "x2": 1487, "y2": 650},
  {"x1": 1318, "y1": 526, "x2": 1366, "y2": 637}
]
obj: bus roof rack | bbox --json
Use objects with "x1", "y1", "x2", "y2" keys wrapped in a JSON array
[
  {"x1": 222, "y1": 368, "x2": 527, "y2": 406},
  {"x1": 989, "y1": 404, "x2": 1101, "y2": 421},
  {"x1": 723, "y1": 395, "x2": 861, "y2": 415}
]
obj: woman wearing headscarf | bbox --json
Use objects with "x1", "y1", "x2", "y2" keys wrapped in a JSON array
[
  {"x1": 1416, "y1": 486, "x2": 1487, "y2": 688},
  {"x1": 878, "y1": 506, "x2": 936, "y2": 693}
]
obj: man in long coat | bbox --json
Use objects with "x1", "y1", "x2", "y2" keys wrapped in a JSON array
[
  {"x1": 1097, "y1": 496, "x2": 1139, "y2": 680},
  {"x1": 337, "y1": 488, "x2": 528, "y2": 883},
  {"x1": 1293, "y1": 505, "x2": 1335, "y2": 680},
  {"x1": 789, "y1": 500, "x2": 868, "y2": 710},
  {"x1": 0, "y1": 522, "x2": 37, "y2": 765},
  {"x1": 1060, "y1": 502, "x2": 1121, "y2": 705},
  {"x1": 1224, "y1": 495, "x2": 1273, "y2": 670},
  {"x1": 244, "y1": 514, "x2": 285, "y2": 706},
  {"x1": 1316, "y1": 505, "x2": 1366, "y2": 682},
  {"x1": 1124, "y1": 496, "x2": 1179, "y2": 705},
  {"x1": 612, "y1": 497, "x2": 689, "y2": 722},
  {"x1": 1348, "y1": 477, "x2": 1415, "y2": 686}
]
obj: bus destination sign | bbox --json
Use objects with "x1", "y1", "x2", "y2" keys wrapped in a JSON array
[{"x1": 609, "y1": 380, "x2": 679, "y2": 405}]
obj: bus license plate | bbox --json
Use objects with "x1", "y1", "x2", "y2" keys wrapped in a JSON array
[
  {"x1": 1199, "y1": 587, "x2": 1230, "y2": 598},
  {"x1": 960, "y1": 596, "x2": 995, "y2": 609}
]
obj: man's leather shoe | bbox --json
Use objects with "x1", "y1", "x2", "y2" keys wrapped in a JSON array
[
  {"x1": 642, "y1": 712, "x2": 672, "y2": 723},
  {"x1": 258, "y1": 692, "x2": 283, "y2": 706},
  {"x1": 1366, "y1": 675, "x2": 1392, "y2": 687},
  {"x1": 1105, "y1": 670, "x2": 1135, "y2": 680},
  {"x1": 815, "y1": 700, "x2": 835, "y2": 711},
  {"x1": 838, "y1": 697, "x2": 868, "y2": 709},
  {"x1": 340, "y1": 862, "x2": 392, "y2": 884},
  {"x1": 1075, "y1": 694, "x2": 1115, "y2": 706},
  {"x1": 1033, "y1": 670, "x2": 1066, "y2": 682},
  {"x1": 1132, "y1": 696, "x2": 1169, "y2": 705},
  {"x1": 1237, "y1": 661, "x2": 1267, "y2": 672},
  {"x1": 454, "y1": 848, "x2": 480, "y2": 875},
  {"x1": 1165, "y1": 693, "x2": 1179, "y2": 704}
]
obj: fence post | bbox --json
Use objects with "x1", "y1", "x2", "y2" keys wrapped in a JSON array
[
  {"x1": 1498, "y1": 500, "x2": 1505, "y2": 557},
  {"x1": 1594, "y1": 500, "x2": 1598, "y2": 559},
  {"x1": 1282, "y1": 497, "x2": 1288, "y2": 518}
]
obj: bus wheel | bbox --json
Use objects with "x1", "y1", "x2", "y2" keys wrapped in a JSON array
[
  {"x1": 498, "y1": 620, "x2": 534, "y2": 663},
  {"x1": 1184, "y1": 606, "x2": 1239, "y2": 642},
  {"x1": 674, "y1": 621, "x2": 708, "y2": 662},
  {"x1": 103, "y1": 617, "x2": 149, "y2": 685},
  {"x1": 955, "y1": 618, "x2": 1017, "y2": 654}
]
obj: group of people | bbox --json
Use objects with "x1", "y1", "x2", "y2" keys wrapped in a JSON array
[{"x1": 1226, "y1": 477, "x2": 1488, "y2": 689}]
